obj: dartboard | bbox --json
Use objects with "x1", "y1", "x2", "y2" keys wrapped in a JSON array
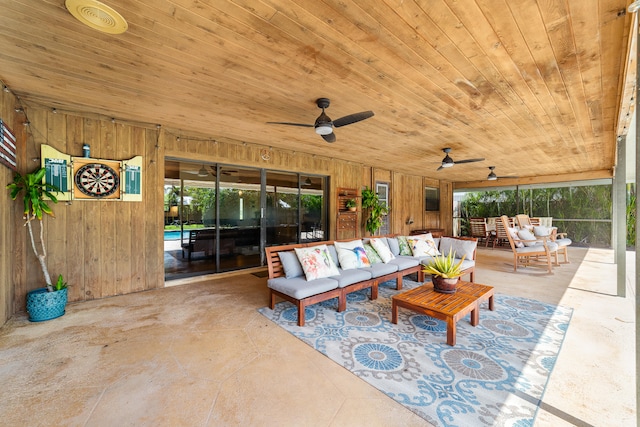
[{"x1": 74, "y1": 163, "x2": 120, "y2": 198}]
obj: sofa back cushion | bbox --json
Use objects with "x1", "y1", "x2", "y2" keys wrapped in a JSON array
[
  {"x1": 439, "y1": 237, "x2": 477, "y2": 260},
  {"x1": 278, "y1": 251, "x2": 304, "y2": 279},
  {"x1": 334, "y1": 240, "x2": 371, "y2": 270},
  {"x1": 386, "y1": 237, "x2": 401, "y2": 256},
  {"x1": 294, "y1": 245, "x2": 340, "y2": 281}
]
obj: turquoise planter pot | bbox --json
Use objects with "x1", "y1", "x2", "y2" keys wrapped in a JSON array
[{"x1": 26, "y1": 287, "x2": 68, "y2": 322}]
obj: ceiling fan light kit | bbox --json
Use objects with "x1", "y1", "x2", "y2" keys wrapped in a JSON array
[
  {"x1": 436, "y1": 148, "x2": 484, "y2": 171},
  {"x1": 487, "y1": 166, "x2": 517, "y2": 181},
  {"x1": 315, "y1": 124, "x2": 333, "y2": 135}
]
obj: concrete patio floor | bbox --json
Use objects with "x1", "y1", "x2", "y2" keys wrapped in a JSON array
[{"x1": 0, "y1": 246, "x2": 635, "y2": 426}]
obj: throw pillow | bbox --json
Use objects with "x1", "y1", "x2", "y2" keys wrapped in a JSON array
[
  {"x1": 408, "y1": 233, "x2": 440, "y2": 256},
  {"x1": 508, "y1": 227, "x2": 524, "y2": 248},
  {"x1": 334, "y1": 240, "x2": 371, "y2": 269},
  {"x1": 397, "y1": 236, "x2": 413, "y2": 256},
  {"x1": 533, "y1": 225, "x2": 551, "y2": 237},
  {"x1": 278, "y1": 251, "x2": 304, "y2": 279},
  {"x1": 438, "y1": 237, "x2": 477, "y2": 260},
  {"x1": 517, "y1": 228, "x2": 538, "y2": 247},
  {"x1": 363, "y1": 243, "x2": 383, "y2": 264},
  {"x1": 407, "y1": 237, "x2": 439, "y2": 257},
  {"x1": 370, "y1": 238, "x2": 395, "y2": 263},
  {"x1": 294, "y1": 245, "x2": 340, "y2": 281}
]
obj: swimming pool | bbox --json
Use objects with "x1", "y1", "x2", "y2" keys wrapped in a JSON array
[{"x1": 164, "y1": 230, "x2": 190, "y2": 240}]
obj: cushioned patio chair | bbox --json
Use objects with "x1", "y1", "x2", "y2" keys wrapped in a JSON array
[
  {"x1": 500, "y1": 215, "x2": 559, "y2": 274},
  {"x1": 516, "y1": 214, "x2": 571, "y2": 263}
]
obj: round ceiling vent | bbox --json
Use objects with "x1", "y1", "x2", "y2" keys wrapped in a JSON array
[{"x1": 65, "y1": 0, "x2": 128, "y2": 34}]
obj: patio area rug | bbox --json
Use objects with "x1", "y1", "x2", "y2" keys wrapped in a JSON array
[{"x1": 258, "y1": 280, "x2": 572, "y2": 427}]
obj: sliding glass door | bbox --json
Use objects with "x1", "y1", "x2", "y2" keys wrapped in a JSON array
[
  {"x1": 164, "y1": 159, "x2": 327, "y2": 280},
  {"x1": 218, "y1": 166, "x2": 261, "y2": 272}
]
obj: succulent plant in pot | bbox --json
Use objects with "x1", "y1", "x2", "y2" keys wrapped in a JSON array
[
  {"x1": 7, "y1": 167, "x2": 67, "y2": 321},
  {"x1": 422, "y1": 249, "x2": 466, "y2": 294}
]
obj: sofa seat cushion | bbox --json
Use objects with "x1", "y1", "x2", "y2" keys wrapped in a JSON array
[
  {"x1": 388, "y1": 256, "x2": 420, "y2": 270},
  {"x1": 331, "y1": 268, "x2": 373, "y2": 288},
  {"x1": 458, "y1": 258, "x2": 476, "y2": 271},
  {"x1": 267, "y1": 277, "x2": 339, "y2": 300},
  {"x1": 555, "y1": 238, "x2": 572, "y2": 247},
  {"x1": 358, "y1": 262, "x2": 399, "y2": 278},
  {"x1": 515, "y1": 242, "x2": 559, "y2": 253}
]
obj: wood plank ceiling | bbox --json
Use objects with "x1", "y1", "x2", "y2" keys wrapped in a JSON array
[{"x1": 0, "y1": 0, "x2": 635, "y2": 183}]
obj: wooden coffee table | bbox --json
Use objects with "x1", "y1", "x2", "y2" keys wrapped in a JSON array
[{"x1": 391, "y1": 281, "x2": 495, "y2": 346}]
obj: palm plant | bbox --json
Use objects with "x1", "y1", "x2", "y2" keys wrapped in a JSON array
[{"x1": 7, "y1": 167, "x2": 60, "y2": 291}]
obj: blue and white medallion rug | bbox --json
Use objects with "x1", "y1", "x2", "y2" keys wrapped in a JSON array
[{"x1": 258, "y1": 280, "x2": 573, "y2": 427}]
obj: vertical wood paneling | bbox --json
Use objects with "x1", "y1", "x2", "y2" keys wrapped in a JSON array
[
  {"x1": 144, "y1": 127, "x2": 162, "y2": 291},
  {"x1": 0, "y1": 87, "x2": 17, "y2": 324},
  {"x1": 23, "y1": 108, "x2": 48, "y2": 295},
  {"x1": 65, "y1": 116, "x2": 85, "y2": 301},
  {"x1": 46, "y1": 110, "x2": 68, "y2": 289},
  {"x1": 115, "y1": 124, "x2": 133, "y2": 296},
  {"x1": 130, "y1": 127, "x2": 146, "y2": 292},
  {"x1": 99, "y1": 120, "x2": 118, "y2": 298},
  {"x1": 82, "y1": 118, "x2": 102, "y2": 299}
]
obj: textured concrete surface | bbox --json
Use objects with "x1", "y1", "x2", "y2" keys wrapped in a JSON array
[{"x1": 0, "y1": 246, "x2": 635, "y2": 426}]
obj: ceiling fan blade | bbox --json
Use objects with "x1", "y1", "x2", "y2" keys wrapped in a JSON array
[
  {"x1": 332, "y1": 111, "x2": 374, "y2": 128},
  {"x1": 266, "y1": 122, "x2": 314, "y2": 128},
  {"x1": 321, "y1": 132, "x2": 336, "y2": 143},
  {"x1": 436, "y1": 165, "x2": 444, "y2": 171},
  {"x1": 455, "y1": 158, "x2": 485, "y2": 164}
]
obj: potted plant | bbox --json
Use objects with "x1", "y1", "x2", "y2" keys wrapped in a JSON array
[
  {"x1": 345, "y1": 198, "x2": 357, "y2": 211},
  {"x1": 422, "y1": 249, "x2": 466, "y2": 294},
  {"x1": 361, "y1": 186, "x2": 389, "y2": 235},
  {"x1": 7, "y1": 167, "x2": 67, "y2": 321}
]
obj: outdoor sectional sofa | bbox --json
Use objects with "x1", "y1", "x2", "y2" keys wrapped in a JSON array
[{"x1": 265, "y1": 234, "x2": 478, "y2": 326}]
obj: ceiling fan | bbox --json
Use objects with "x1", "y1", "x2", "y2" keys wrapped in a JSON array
[
  {"x1": 267, "y1": 98, "x2": 374, "y2": 143},
  {"x1": 487, "y1": 166, "x2": 518, "y2": 181},
  {"x1": 182, "y1": 165, "x2": 235, "y2": 178},
  {"x1": 437, "y1": 148, "x2": 485, "y2": 171}
]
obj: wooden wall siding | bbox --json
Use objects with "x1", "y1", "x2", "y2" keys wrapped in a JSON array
[
  {"x1": 422, "y1": 177, "x2": 442, "y2": 233},
  {"x1": 8, "y1": 106, "x2": 163, "y2": 312},
  {"x1": 391, "y1": 172, "x2": 423, "y2": 236},
  {"x1": 0, "y1": 88, "x2": 21, "y2": 324},
  {"x1": 439, "y1": 181, "x2": 454, "y2": 235}
]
